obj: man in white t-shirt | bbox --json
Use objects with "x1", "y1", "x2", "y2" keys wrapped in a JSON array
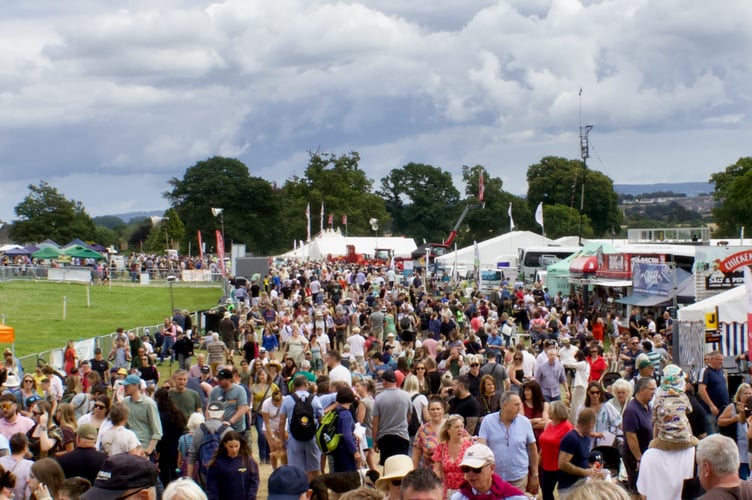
[
  {"x1": 521, "y1": 348, "x2": 537, "y2": 379},
  {"x1": 326, "y1": 350, "x2": 352, "y2": 386},
  {"x1": 347, "y1": 330, "x2": 366, "y2": 364}
]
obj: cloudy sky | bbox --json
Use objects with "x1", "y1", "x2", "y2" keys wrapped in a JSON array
[{"x1": 1, "y1": 0, "x2": 750, "y2": 222}]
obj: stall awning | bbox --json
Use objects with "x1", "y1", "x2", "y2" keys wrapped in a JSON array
[
  {"x1": 590, "y1": 279, "x2": 633, "y2": 288},
  {"x1": 616, "y1": 294, "x2": 671, "y2": 307}
]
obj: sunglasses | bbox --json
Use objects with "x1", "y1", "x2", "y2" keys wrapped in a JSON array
[
  {"x1": 23, "y1": 380, "x2": 33, "y2": 383},
  {"x1": 461, "y1": 465, "x2": 485, "y2": 474},
  {"x1": 94, "y1": 404, "x2": 106, "y2": 410},
  {"x1": 0, "y1": 403, "x2": 13, "y2": 410},
  {"x1": 32, "y1": 411, "x2": 43, "y2": 416},
  {"x1": 589, "y1": 391, "x2": 602, "y2": 395},
  {"x1": 470, "y1": 364, "x2": 479, "y2": 367},
  {"x1": 391, "y1": 479, "x2": 402, "y2": 487}
]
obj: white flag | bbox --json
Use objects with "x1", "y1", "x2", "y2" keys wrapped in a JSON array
[
  {"x1": 211, "y1": 207, "x2": 223, "y2": 217},
  {"x1": 535, "y1": 202, "x2": 544, "y2": 232},
  {"x1": 508, "y1": 202, "x2": 515, "y2": 231},
  {"x1": 320, "y1": 201, "x2": 324, "y2": 233},
  {"x1": 745, "y1": 266, "x2": 752, "y2": 351}
]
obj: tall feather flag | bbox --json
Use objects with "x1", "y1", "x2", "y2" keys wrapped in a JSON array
[
  {"x1": 478, "y1": 171, "x2": 484, "y2": 203},
  {"x1": 320, "y1": 201, "x2": 324, "y2": 234},
  {"x1": 535, "y1": 202, "x2": 545, "y2": 235},
  {"x1": 305, "y1": 203, "x2": 311, "y2": 242},
  {"x1": 745, "y1": 265, "x2": 752, "y2": 353},
  {"x1": 508, "y1": 203, "x2": 515, "y2": 232},
  {"x1": 197, "y1": 230, "x2": 204, "y2": 259},
  {"x1": 328, "y1": 213, "x2": 333, "y2": 226},
  {"x1": 215, "y1": 230, "x2": 225, "y2": 274}
]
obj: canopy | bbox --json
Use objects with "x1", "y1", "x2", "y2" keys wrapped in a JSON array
[
  {"x1": 32, "y1": 247, "x2": 61, "y2": 259},
  {"x1": 62, "y1": 245, "x2": 104, "y2": 260},
  {"x1": 678, "y1": 286, "x2": 746, "y2": 323},
  {"x1": 616, "y1": 268, "x2": 694, "y2": 306},
  {"x1": 0, "y1": 325, "x2": 14, "y2": 343},
  {"x1": 3, "y1": 245, "x2": 36, "y2": 256},
  {"x1": 436, "y1": 230, "x2": 554, "y2": 268}
]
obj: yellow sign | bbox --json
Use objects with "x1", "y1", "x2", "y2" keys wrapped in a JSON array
[{"x1": 705, "y1": 311, "x2": 718, "y2": 330}]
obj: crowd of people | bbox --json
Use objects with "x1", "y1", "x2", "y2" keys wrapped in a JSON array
[{"x1": 0, "y1": 260, "x2": 747, "y2": 499}]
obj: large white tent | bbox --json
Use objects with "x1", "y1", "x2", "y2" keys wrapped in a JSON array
[
  {"x1": 436, "y1": 231, "x2": 554, "y2": 269},
  {"x1": 277, "y1": 228, "x2": 417, "y2": 260},
  {"x1": 678, "y1": 286, "x2": 748, "y2": 356}
]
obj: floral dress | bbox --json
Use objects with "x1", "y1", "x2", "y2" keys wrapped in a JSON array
[
  {"x1": 432, "y1": 438, "x2": 473, "y2": 492},
  {"x1": 414, "y1": 420, "x2": 442, "y2": 468}
]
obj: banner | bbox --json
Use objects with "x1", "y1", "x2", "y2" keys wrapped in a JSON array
[
  {"x1": 342, "y1": 214, "x2": 347, "y2": 225},
  {"x1": 216, "y1": 230, "x2": 226, "y2": 274},
  {"x1": 478, "y1": 171, "x2": 484, "y2": 203},
  {"x1": 197, "y1": 230, "x2": 204, "y2": 259},
  {"x1": 632, "y1": 261, "x2": 673, "y2": 296},
  {"x1": 320, "y1": 201, "x2": 324, "y2": 233}
]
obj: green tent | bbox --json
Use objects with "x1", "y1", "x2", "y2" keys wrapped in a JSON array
[
  {"x1": 62, "y1": 245, "x2": 104, "y2": 260},
  {"x1": 544, "y1": 242, "x2": 620, "y2": 296},
  {"x1": 31, "y1": 247, "x2": 61, "y2": 259}
]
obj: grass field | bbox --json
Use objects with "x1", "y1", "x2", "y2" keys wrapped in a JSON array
[{"x1": 0, "y1": 281, "x2": 223, "y2": 357}]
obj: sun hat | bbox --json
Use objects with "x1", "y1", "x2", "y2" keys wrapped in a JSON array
[
  {"x1": 375, "y1": 455, "x2": 414, "y2": 490},
  {"x1": 459, "y1": 443, "x2": 496, "y2": 468},
  {"x1": 3, "y1": 375, "x2": 20, "y2": 388},
  {"x1": 268, "y1": 465, "x2": 309, "y2": 500}
]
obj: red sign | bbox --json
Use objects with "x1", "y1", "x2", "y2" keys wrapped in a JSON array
[
  {"x1": 718, "y1": 250, "x2": 752, "y2": 273},
  {"x1": 215, "y1": 230, "x2": 225, "y2": 275}
]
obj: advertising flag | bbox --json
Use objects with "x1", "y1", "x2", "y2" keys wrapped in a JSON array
[
  {"x1": 508, "y1": 203, "x2": 515, "y2": 231},
  {"x1": 305, "y1": 203, "x2": 311, "y2": 241},
  {"x1": 328, "y1": 213, "x2": 333, "y2": 226},
  {"x1": 342, "y1": 214, "x2": 347, "y2": 225},
  {"x1": 320, "y1": 201, "x2": 324, "y2": 233},
  {"x1": 479, "y1": 171, "x2": 485, "y2": 203},
  {"x1": 215, "y1": 230, "x2": 225, "y2": 274},
  {"x1": 197, "y1": 230, "x2": 204, "y2": 259},
  {"x1": 535, "y1": 202, "x2": 544, "y2": 234}
]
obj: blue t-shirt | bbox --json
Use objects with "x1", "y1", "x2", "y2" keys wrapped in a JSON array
[
  {"x1": 558, "y1": 429, "x2": 591, "y2": 489},
  {"x1": 699, "y1": 366, "x2": 729, "y2": 412},
  {"x1": 622, "y1": 398, "x2": 653, "y2": 458}
]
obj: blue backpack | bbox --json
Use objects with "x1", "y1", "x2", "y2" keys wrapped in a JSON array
[{"x1": 197, "y1": 423, "x2": 228, "y2": 486}]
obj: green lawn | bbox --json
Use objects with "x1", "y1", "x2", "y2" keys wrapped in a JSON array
[{"x1": 0, "y1": 281, "x2": 223, "y2": 357}]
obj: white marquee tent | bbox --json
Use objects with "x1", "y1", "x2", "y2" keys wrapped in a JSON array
[
  {"x1": 436, "y1": 231, "x2": 554, "y2": 269},
  {"x1": 277, "y1": 228, "x2": 417, "y2": 260},
  {"x1": 678, "y1": 286, "x2": 748, "y2": 356}
]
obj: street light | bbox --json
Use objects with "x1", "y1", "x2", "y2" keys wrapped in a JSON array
[
  {"x1": 369, "y1": 218, "x2": 379, "y2": 257},
  {"x1": 211, "y1": 208, "x2": 225, "y2": 251}
]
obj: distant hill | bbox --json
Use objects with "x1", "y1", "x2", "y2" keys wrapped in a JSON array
[
  {"x1": 614, "y1": 182, "x2": 712, "y2": 197},
  {"x1": 100, "y1": 210, "x2": 164, "y2": 223}
]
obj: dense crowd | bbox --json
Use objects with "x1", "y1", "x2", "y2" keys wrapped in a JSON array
[{"x1": 0, "y1": 260, "x2": 747, "y2": 499}]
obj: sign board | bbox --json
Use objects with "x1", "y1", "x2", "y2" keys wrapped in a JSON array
[
  {"x1": 705, "y1": 311, "x2": 718, "y2": 330},
  {"x1": 705, "y1": 331, "x2": 721, "y2": 343},
  {"x1": 632, "y1": 261, "x2": 673, "y2": 297},
  {"x1": 695, "y1": 247, "x2": 752, "y2": 292}
]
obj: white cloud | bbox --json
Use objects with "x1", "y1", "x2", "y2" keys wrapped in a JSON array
[{"x1": 0, "y1": 0, "x2": 750, "y2": 224}]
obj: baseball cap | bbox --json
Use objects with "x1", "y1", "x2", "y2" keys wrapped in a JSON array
[
  {"x1": 123, "y1": 374, "x2": 141, "y2": 386},
  {"x1": 81, "y1": 454, "x2": 158, "y2": 500},
  {"x1": 380, "y1": 370, "x2": 396, "y2": 383},
  {"x1": 268, "y1": 465, "x2": 309, "y2": 500},
  {"x1": 200, "y1": 365, "x2": 211, "y2": 374},
  {"x1": 76, "y1": 423, "x2": 98, "y2": 440},
  {"x1": 259, "y1": 347, "x2": 266, "y2": 353},
  {"x1": 635, "y1": 353, "x2": 652, "y2": 370},
  {"x1": 217, "y1": 368, "x2": 233, "y2": 380},
  {"x1": 459, "y1": 443, "x2": 496, "y2": 468}
]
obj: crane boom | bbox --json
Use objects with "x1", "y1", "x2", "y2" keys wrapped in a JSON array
[{"x1": 444, "y1": 203, "x2": 481, "y2": 247}]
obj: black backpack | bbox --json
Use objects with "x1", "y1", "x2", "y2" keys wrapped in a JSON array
[
  {"x1": 289, "y1": 393, "x2": 316, "y2": 441},
  {"x1": 400, "y1": 316, "x2": 412, "y2": 332},
  {"x1": 407, "y1": 394, "x2": 421, "y2": 437}
]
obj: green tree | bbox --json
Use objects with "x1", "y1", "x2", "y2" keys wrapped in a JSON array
[
  {"x1": 145, "y1": 208, "x2": 185, "y2": 253},
  {"x1": 526, "y1": 156, "x2": 622, "y2": 236},
  {"x1": 379, "y1": 163, "x2": 460, "y2": 243},
  {"x1": 539, "y1": 204, "x2": 594, "y2": 239},
  {"x1": 280, "y1": 151, "x2": 389, "y2": 245},
  {"x1": 165, "y1": 156, "x2": 283, "y2": 255},
  {"x1": 710, "y1": 157, "x2": 752, "y2": 237},
  {"x1": 9, "y1": 181, "x2": 96, "y2": 244}
]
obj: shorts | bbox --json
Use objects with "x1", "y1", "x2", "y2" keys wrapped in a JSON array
[
  {"x1": 286, "y1": 436, "x2": 322, "y2": 472},
  {"x1": 377, "y1": 435, "x2": 409, "y2": 465}
]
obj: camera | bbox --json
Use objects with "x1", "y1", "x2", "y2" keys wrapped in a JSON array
[{"x1": 745, "y1": 406, "x2": 752, "y2": 418}]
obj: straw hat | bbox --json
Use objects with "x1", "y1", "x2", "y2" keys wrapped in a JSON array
[{"x1": 375, "y1": 455, "x2": 414, "y2": 491}]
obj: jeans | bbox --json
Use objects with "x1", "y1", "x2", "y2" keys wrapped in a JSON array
[
  {"x1": 255, "y1": 413, "x2": 269, "y2": 461},
  {"x1": 541, "y1": 469, "x2": 558, "y2": 500},
  {"x1": 160, "y1": 336, "x2": 175, "y2": 363}
]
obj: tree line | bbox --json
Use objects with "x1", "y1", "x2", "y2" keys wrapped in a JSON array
[{"x1": 8, "y1": 153, "x2": 749, "y2": 256}]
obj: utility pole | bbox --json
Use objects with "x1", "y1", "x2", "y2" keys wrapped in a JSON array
[{"x1": 579, "y1": 125, "x2": 593, "y2": 246}]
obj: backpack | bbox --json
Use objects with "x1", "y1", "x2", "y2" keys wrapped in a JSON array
[
  {"x1": 315, "y1": 408, "x2": 342, "y2": 454},
  {"x1": 289, "y1": 393, "x2": 316, "y2": 441},
  {"x1": 400, "y1": 316, "x2": 412, "y2": 332},
  {"x1": 407, "y1": 394, "x2": 421, "y2": 437},
  {"x1": 197, "y1": 423, "x2": 228, "y2": 486}
]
